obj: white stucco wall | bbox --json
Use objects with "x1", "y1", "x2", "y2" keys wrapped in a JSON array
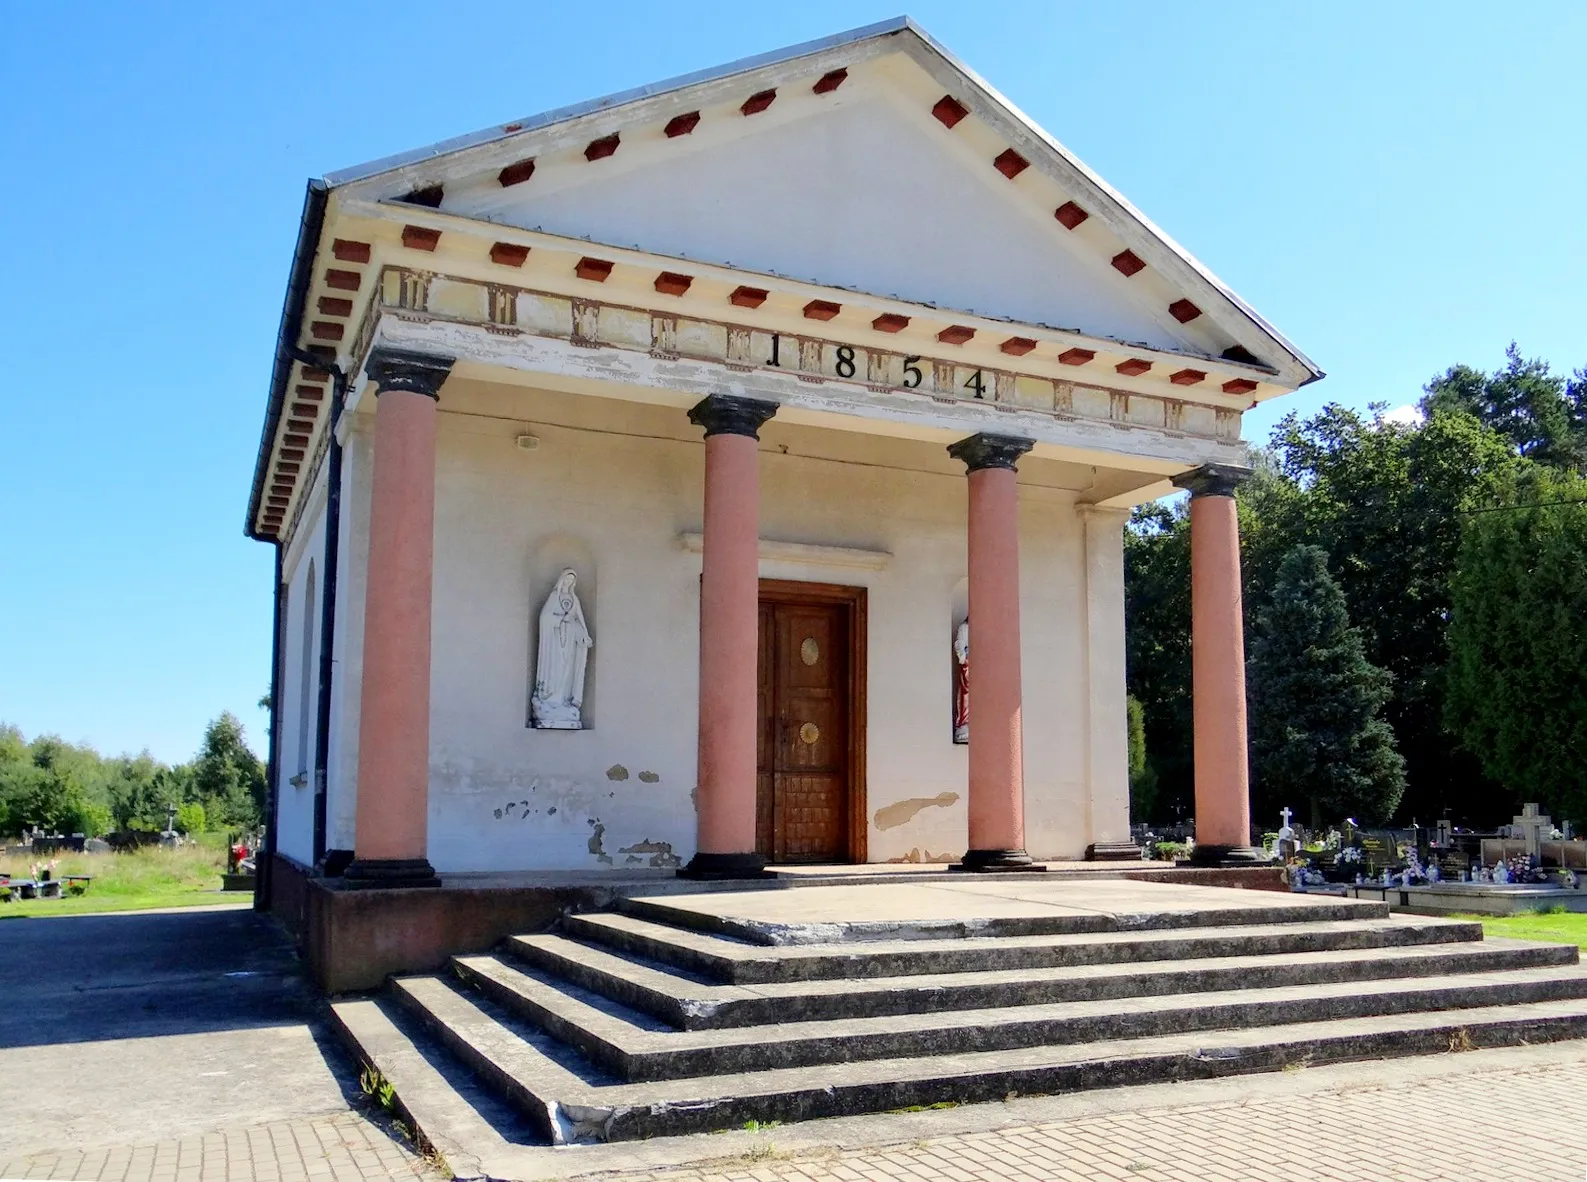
[
  {"x1": 274, "y1": 474, "x2": 328, "y2": 868},
  {"x1": 329, "y1": 381, "x2": 1129, "y2": 871}
]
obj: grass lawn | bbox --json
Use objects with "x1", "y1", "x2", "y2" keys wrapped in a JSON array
[
  {"x1": 1454, "y1": 909, "x2": 1587, "y2": 951},
  {"x1": 0, "y1": 836, "x2": 249, "y2": 918}
]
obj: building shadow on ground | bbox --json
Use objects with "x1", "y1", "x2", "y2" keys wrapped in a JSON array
[{"x1": 0, "y1": 905, "x2": 328, "y2": 1050}]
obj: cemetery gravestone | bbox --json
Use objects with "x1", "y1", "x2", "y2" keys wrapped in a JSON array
[
  {"x1": 1512, "y1": 804, "x2": 1552, "y2": 861},
  {"x1": 1358, "y1": 830, "x2": 1399, "y2": 874}
]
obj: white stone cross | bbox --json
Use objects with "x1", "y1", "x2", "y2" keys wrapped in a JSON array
[
  {"x1": 1279, "y1": 807, "x2": 1293, "y2": 830},
  {"x1": 1512, "y1": 803, "x2": 1552, "y2": 860}
]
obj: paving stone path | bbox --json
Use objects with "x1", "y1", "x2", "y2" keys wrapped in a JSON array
[
  {"x1": 7, "y1": 1048, "x2": 1587, "y2": 1180},
  {"x1": 0, "y1": 1112, "x2": 434, "y2": 1182},
  {"x1": 589, "y1": 1053, "x2": 1587, "y2": 1182}
]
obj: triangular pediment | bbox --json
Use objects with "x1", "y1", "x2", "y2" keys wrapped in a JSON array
[
  {"x1": 438, "y1": 86, "x2": 1198, "y2": 354},
  {"x1": 329, "y1": 21, "x2": 1318, "y2": 383}
]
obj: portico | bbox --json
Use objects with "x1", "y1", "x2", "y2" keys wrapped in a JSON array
[{"x1": 246, "y1": 18, "x2": 1321, "y2": 929}]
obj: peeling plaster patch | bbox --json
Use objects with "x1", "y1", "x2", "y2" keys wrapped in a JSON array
[
  {"x1": 873, "y1": 792, "x2": 960, "y2": 830},
  {"x1": 886, "y1": 847, "x2": 958, "y2": 864},
  {"x1": 617, "y1": 838, "x2": 681, "y2": 868},
  {"x1": 587, "y1": 820, "x2": 613, "y2": 865},
  {"x1": 606, "y1": 764, "x2": 630, "y2": 781},
  {"x1": 638, "y1": 771, "x2": 660, "y2": 783}
]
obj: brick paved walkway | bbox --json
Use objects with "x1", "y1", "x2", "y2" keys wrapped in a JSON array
[
  {"x1": 592, "y1": 1056, "x2": 1587, "y2": 1182},
  {"x1": 9, "y1": 1052, "x2": 1587, "y2": 1181},
  {"x1": 0, "y1": 1111, "x2": 437, "y2": 1182}
]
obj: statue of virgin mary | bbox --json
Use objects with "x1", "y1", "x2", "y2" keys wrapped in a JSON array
[{"x1": 531, "y1": 569, "x2": 593, "y2": 729}]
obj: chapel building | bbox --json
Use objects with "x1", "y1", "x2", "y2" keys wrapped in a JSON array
[{"x1": 247, "y1": 19, "x2": 1320, "y2": 902}]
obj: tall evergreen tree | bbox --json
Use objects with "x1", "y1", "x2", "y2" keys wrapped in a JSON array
[
  {"x1": 1261, "y1": 405, "x2": 1519, "y2": 824},
  {"x1": 1446, "y1": 469, "x2": 1587, "y2": 824},
  {"x1": 1248, "y1": 545, "x2": 1407, "y2": 827},
  {"x1": 1126, "y1": 695, "x2": 1157, "y2": 823}
]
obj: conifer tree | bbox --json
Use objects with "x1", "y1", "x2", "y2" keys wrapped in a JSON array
[{"x1": 1247, "y1": 544, "x2": 1407, "y2": 826}]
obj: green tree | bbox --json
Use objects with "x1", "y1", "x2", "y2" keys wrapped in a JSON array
[
  {"x1": 1126, "y1": 695, "x2": 1157, "y2": 823},
  {"x1": 189, "y1": 712, "x2": 266, "y2": 827},
  {"x1": 175, "y1": 800, "x2": 208, "y2": 835},
  {"x1": 106, "y1": 752, "x2": 168, "y2": 830},
  {"x1": 1422, "y1": 344, "x2": 1587, "y2": 473},
  {"x1": 1261, "y1": 405, "x2": 1521, "y2": 823},
  {"x1": 1445, "y1": 469, "x2": 1587, "y2": 823},
  {"x1": 1247, "y1": 545, "x2": 1407, "y2": 827},
  {"x1": 1123, "y1": 502, "x2": 1193, "y2": 821}
]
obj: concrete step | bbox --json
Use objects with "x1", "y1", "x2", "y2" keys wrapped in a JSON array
[
  {"x1": 563, "y1": 910, "x2": 1486, "y2": 983},
  {"x1": 347, "y1": 975, "x2": 1587, "y2": 1145},
  {"x1": 613, "y1": 891, "x2": 1391, "y2": 946},
  {"x1": 503, "y1": 932, "x2": 1579, "y2": 1030},
  {"x1": 447, "y1": 952, "x2": 1587, "y2": 1082}
]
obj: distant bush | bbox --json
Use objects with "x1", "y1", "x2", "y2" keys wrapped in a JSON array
[{"x1": 175, "y1": 801, "x2": 207, "y2": 835}]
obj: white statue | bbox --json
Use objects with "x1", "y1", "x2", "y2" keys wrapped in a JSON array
[
  {"x1": 531, "y1": 569, "x2": 593, "y2": 729},
  {"x1": 1493, "y1": 862, "x2": 1511, "y2": 884}
]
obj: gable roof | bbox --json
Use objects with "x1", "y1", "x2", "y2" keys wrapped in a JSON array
[
  {"x1": 247, "y1": 18, "x2": 1320, "y2": 540},
  {"x1": 324, "y1": 16, "x2": 1320, "y2": 382}
]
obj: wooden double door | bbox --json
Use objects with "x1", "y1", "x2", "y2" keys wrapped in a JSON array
[{"x1": 755, "y1": 580, "x2": 867, "y2": 864}]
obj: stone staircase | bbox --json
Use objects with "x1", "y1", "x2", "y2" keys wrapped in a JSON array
[{"x1": 331, "y1": 884, "x2": 1587, "y2": 1155}]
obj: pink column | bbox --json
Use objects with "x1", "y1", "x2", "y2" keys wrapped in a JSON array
[
  {"x1": 1172, "y1": 463, "x2": 1265, "y2": 864},
  {"x1": 681, "y1": 394, "x2": 778, "y2": 879},
  {"x1": 344, "y1": 350, "x2": 453, "y2": 889},
  {"x1": 948, "y1": 433, "x2": 1043, "y2": 872}
]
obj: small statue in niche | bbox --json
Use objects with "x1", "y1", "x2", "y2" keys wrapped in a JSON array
[
  {"x1": 531, "y1": 568, "x2": 593, "y2": 729},
  {"x1": 952, "y1": 617, "x2": 969, "y2": 744}
]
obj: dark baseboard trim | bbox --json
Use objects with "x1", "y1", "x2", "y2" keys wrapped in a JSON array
[
  {"x1": 1188, "y1": 844, "x2": 1273, "y2": 868},
  {"x1": 950, "y1": 848, "x2": 1048, "y2": 873},
  {"x1": 341, "y1": 857, "x2": 442, "y2": 889},
  {"x1": 677, "y1": 851, "x2": 774, "y2": 880}
]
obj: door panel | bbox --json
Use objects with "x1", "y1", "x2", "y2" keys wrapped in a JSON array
[
  {"x1": 756, "y1": 603, "x2": 775, "y2": 856},
  {"x1": 756, "y1": 595, "x2": 853, "y2": 863}
]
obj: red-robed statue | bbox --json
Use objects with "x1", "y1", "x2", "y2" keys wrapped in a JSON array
[{"x1": 952, "y1": 618, "x2": 969, "y2": 744}]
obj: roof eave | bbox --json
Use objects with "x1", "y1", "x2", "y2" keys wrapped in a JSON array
[
  {"x1": 245, "y1": 179, "x2": 328, "y2": 542},
  {"x1": 323, "y1": 16, "x2": 916, "y2": 189}
]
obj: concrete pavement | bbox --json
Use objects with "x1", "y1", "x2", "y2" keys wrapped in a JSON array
[{"x1": 0, "y1": 904, "x2": 432, "y2": 1179}]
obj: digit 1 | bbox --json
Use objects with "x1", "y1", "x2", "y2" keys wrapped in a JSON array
[{"x1": 767, "y1": 334, "x2": 781, "y2": 367}]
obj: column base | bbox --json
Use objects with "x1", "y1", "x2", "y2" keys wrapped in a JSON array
[
  {"x1": 341, "y1": 857, "x2": 442, "y2": 889},
  {"x1": 1086, "y1": 841, "x2": 1144, "y2": 862},
  {"x1": 1187, "y1": 844, "x2": 1272, "y2": 868},
  {"x1": 950, "y1": 848, "x2": 1049, "y2": 873},
  {"x1": 677, "y1": 852, "x2": 773, "y2": 880}
]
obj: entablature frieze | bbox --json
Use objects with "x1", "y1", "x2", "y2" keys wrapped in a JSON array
[
  {"x1": 257, "y1": 208, "x2": 1266, "y2": 539},
  {"x1": 353, "y1": 262, "x2": 1246, "y2": 451}
]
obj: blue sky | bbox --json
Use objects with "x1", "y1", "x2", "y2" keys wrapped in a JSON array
[{"x1": 2, "y1": 2, "x2": 1583, "y2": 764}]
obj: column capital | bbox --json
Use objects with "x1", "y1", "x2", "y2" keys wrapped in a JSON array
[
  {"x1": 1172, "y1": 462, "x2": 1252, "y2": 499},
  {"x1": 688, "y1": 394, "x2": 779, "y2": 439},
  {"x1": 366, "y1": 349, "x2": 455, "y2": 400},
  {"x1": 947, "y1": 433, "x2": 1034, "y2": 473}
]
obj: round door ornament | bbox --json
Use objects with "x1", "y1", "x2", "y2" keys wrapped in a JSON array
[
  {"x1": 798, "y1": 722, "x2": 821, "y2": 745},
  {"x1": 800, "y1": 636, "x2": 820, "y2": 666}
]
